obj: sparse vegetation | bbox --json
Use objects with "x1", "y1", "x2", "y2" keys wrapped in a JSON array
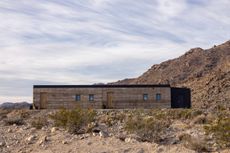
[
  {"x1": 179, "y1": 133, "x2": 209, "y2": 152},
  {"x1": 191, "y1": 114, "x2": 206, "y2": 124},
  {"x1": 49, "y1": 108, "x2": 96, "y2": 134},
  {"x1": 1, "y1": 108, "x2": 229, "y2": 152},
  {"x1": 148, "y1": 109, "x2": 203, "y2": 120},
  {"x1": 125, "y1": 114, "x2": 171, "y2": 143},
  {"x1": 4, "y1": 117, "x2": 24, "y2": 126},
  {"x1": 0, "y1": 109, "x2": 11, "y2": 120},
  {"x1": 31, "y1": 117, "x2": 48, "y2": 129},
  {"x1": 99, "y1": 111, "x2": 126, "y2": 126},
  {"x1": 204, "y1": 117, "x2": 230, "y2": 148},
  {"x1": 18, "y1": 110, "x2": 30, "y2": 119}
]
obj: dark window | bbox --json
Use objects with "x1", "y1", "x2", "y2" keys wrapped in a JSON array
[
  {"x1": 156, "y1": 93, "x2": 161, "y2": 101},
  {"x1": 89, "y1": 94, "x2": 94, "y2": 101},
  {"x1": 143, "y1": 94, "x2": 148, "y2": 101},
  {"x1": 75, "y1": 94, "x2": 81, "y2": 101}
]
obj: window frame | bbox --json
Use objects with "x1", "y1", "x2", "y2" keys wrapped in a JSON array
[
  {"x1": 75, "y1": 94, "x2": 81, "y2": 101},
  {"x1": 89, "y1": 94, "x2": 94, "y2": 101},
  {"x1": 156, "y1": 93, "x2": 161, "y2": 101},
  {"x1": 143, "y1": 94, "x2": 148, "y2": 101}
]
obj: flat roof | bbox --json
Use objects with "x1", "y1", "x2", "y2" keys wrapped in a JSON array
[{"x1": 33, "y1": 84, "x2": 170, "y2": 88}]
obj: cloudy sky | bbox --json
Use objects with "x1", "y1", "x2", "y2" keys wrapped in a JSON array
[{"x1": 0, "y1": 0, "x2": 230, "y2": 103}]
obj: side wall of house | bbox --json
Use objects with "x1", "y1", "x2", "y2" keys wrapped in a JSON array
[
  {"x1": 33, "y1": 87, "x2": 171, "y2": 109},
  {"x1": 33, "y1": 88, "x2": 103, "y2": 109},
  {"x1": 101, "y1": 87, "x2": 171, "y2": 109}
]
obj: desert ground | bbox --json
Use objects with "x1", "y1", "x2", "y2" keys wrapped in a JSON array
[{"x1": 0, "y1": 108, "x2": 229, "y2": 153}]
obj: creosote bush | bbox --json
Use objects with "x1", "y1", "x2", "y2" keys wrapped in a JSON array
[
  {"x1": 179, "y1": 133, "x2": 209, "y2": 152},
  {"x1": 4, "y1": 117, "x2": 24, "y2": 126},
  {"x1": 18, "y1": 110, "x2": 30, "y2": 119},
  {"x1": 31, "y1": 117, "x2": 48, "y2": 129},
  {"x1": 0, "y1": 109, "x2": 11, "y2": 120},
  {"x1": 99, "y1": 111, "x2": 126, "y2": 126},
  {"x1": 125, "y1": 114, "x2": 171, "y2": 143},
  {"x1": 49, "y1": 108, "x2": 96, "y2": 134}
]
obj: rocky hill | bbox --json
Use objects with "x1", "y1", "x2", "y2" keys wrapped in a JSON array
[{"x1": 112, "y1": 40, "x2": 230, "y2": 109}]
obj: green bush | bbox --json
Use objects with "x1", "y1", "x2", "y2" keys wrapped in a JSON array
[
  {"x1": 31, "y1": 117, "x2": 48, "y2": 129},
  {"x1": 125, "y1": 115, "x2": 171, "y2": 143},
  {"x1": 49, "y1": 108, "x2": 96, "y2": 134}
]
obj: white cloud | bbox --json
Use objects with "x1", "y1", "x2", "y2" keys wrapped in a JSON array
[
  {"x1": 0, "y1": 0, "x2": 229, "y2": 102},
  {"x1": 156, "y1": 0, "x2": 187, "y2": 19},
  {"x1": 0, "y1": 96, "x2": 32, "y2": 104}
]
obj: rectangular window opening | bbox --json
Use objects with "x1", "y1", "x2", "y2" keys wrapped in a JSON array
[
  {"x1": 75, "y1": 94, "x2": 81, "y2": 101},
  {"x1": 156, "y1": 93, "x2": 161, "y2": 101},
  {"x1": 143, "y1": 94, "x2": 148, "y2": 101},
  {"x1": 89, "y1": 94, "x2": 94, "y2": 101}
]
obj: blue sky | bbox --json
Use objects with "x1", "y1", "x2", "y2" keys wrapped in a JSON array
[{"x1": 0, "y1": 0, "x2": 230, "y2": 103}]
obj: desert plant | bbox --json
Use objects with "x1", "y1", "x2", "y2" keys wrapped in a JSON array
[
  {"x1": 18, "y1": 110, "x2": 30, "y2": 119},
  {"x1": 168, "y1": 109, "x2": 203, "y2": 120},
  {"x1": 49, "y1": 108, "x2": 96, "y2": 134},
  {"x1": 0, "y1": 109, "x2": 11, "y2": 120},
  {"x1": 125, "y1": 115, "x2": 171, "y2": 143},
  {"x1": 204, "y1": 117, "x2": 230, "y2": 148},
  {"x1": 148, "y1": 109, "x2": 203, "y2": 121},
  {"x1": 31, "y1": 117, "x2": 48, "y2": 129},
  {"x1": 179, "y1": 133, "x2": 209, "y2": 152},
  {"x1": 4, "y1": 117, "x2": 24, "y2": 126},
  {"x1": 191, "y1": 114, "x2": 207, "y2": 124},
  {"x1": 99, "y1": 111, "x2": 127, "y2": 126}
]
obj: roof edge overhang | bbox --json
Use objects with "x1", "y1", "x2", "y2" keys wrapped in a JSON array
[{"x1": 33, "y1": 84, "x2": 171, "y2": 88}]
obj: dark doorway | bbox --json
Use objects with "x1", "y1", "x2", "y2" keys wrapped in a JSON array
[{"x1": 171, "y1": 88, "x2": 191, "y2": 108}]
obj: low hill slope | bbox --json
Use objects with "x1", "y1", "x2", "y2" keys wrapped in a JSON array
[{"x1": 113, "y1": 40, "x2": 230, "y2": 109}]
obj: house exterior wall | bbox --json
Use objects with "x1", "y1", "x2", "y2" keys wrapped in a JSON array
[{"x1": 33, "y1": 85, "x2": 171, "y2": 109}]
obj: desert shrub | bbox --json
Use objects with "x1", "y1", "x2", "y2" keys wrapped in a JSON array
[
  {"x1": 4, "y1": 117, "x2": 24, "y2": 126},
  {"x1": 31, "y1": 117, "x2": 48, "y2": 129},
  {"x1": 125, "y1": 115, "x2": 171, "y2": 143},
  {"x1": 99, "y1": 111, "x2": 127, "y2": 126},
  {"x1": 49, "y1": 109, "x2": 69, "y2": 127},
  {"x1": 191, "y1": 114, "x2": 207, "y2": 124},
  {"x1": 49, "y1": 108, "x2": 96, "y2": 134},
  {"x1": 179, "y1": 133, "x2": 209, "y2": 152},
  {"x1": 149, "y1": 110, "x2": 168, "y2": 120},
  {"x1": 0, "y1": 109, "x2": 11, "y2": 115},
  {"x1": 186, "y1": 138, "x2": 209, "y2": 152},
  {"x1": 204, "y1": 117, "x2": 230, "y2": 148},
  {"x1": 148, "y1": 109, "x2": 203, "y2": 121},
  {"x1": 0, "y1": 109, "x2": 11, "y2": 120},
  {"x1": 18, "y1": 110, "x2": 30, "y2": 119},
  {"x1": 168, "y1": 109, "x2": 203, "y2": 120},
  {"x1": 99, "y1": 115, "x2": 114, "y2": 126},
  {"x1": 178, "y1": 133, "x2": 192, "y2": 141}
]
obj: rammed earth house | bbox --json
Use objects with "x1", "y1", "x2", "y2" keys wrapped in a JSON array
[{"x1": 33, "y1": 84, "x2": 191, "y2": 109}]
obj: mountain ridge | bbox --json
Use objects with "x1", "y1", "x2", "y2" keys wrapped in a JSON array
[
  {"x1": 112, "y1": 40, "x2": 230, "y2": 109},
  {"x1": 0, "y1": 102, "x2": 32, "y2": 109}
]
